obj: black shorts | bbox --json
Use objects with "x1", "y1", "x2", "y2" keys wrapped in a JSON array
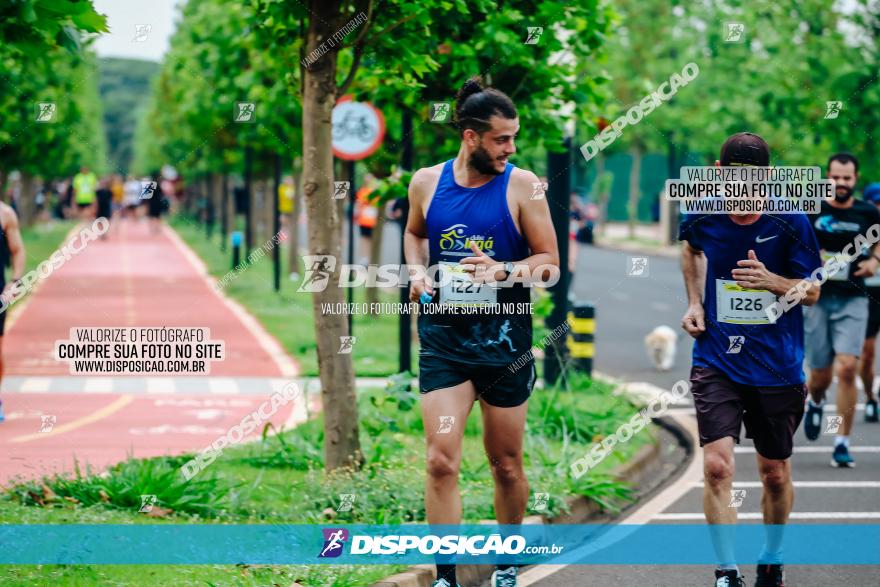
[
  {"x1": 76, "y1": 202, "x2": 93, "y2": 209},
  {"x1": 419, "y1": 354, "x2": 536, "y2": 408},
  {"x1": 690, "y1": 366, "x2": 806, "y2": 460},
  {"x1": 867, "y1": 301, "x2": 880, "y2": 339},
  {"x1": 358, "y1": 225, "x2": 373, "y2": 238}
]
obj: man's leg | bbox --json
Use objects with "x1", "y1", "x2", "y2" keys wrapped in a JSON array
[
  {"x1": 756, "y1": 455, "x2": 792, "y2": 564},
  {"x1": 807, "y1": 366, "x2": 833, "y2": 404},
  {"x1": 480, "y1": 398, "x2": 529, "y2": 525},
  {"x1": 859, "y1": 337, "x2": 877, "y2": 401},
  {"x1": 703, "y1": 437, "x2": 738, "y2": 570},
  {"x1": 0, "y1": 335, "x2": 4, "y2": 421},
  {"x1": 835, "y1": 354, "x2": 859, "y2": 436},
  {"x1": 422, "y1": 380, "x2": 476, "y2": 523},
  {"x1": 421, "y1": 380, "x2": 476, "y2": 586}
]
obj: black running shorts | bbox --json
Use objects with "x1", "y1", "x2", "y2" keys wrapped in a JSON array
[
  {"x1": 419, "y1": 354, "x2": 535, "y2": 408},
  {"x1": 690, "y1": 366, "x2": 806, "y2": 460},
  {"x1": 867, "y1": 297, "x2": 880, "y2": 339}
]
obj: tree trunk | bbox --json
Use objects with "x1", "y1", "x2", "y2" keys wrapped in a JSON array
[
  {"x1": 210, "y1": 173, "x2": 222, "y2": 239},
  {"x1": 593, "y1": 153, "x2": 609, "y2": 236},
  {"x1": 365, "y1": 210, "x2": 384, "y2": 306},
  {"x1": 264, "y1": 175, "x2": 275, "y2": 242},
  {"x1": 289, "y1": 169, "x2": 302, "y2": 277},
  {"x1": 19, "y1": 173, "x2": 36, "y2": 227},
  {"x1": 302, "y1": 0, "x2": 361, "y2": 471},
  {"x1": 627, "y1": 145, "x2": 642, "y2": 239}
]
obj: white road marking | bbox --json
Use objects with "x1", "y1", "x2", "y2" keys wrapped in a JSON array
[
  {"x1": 208, "y1": 378, "x2": 237, "y2": 395},
  {"x1": 655, "y1": 512, "x2": 880, "y2": 520},
  {"x1": 19, "y1": 378, "x2": 51, "y2": 393},
  {"x1": 83, "y1": 377, "x2": 113, "y2": 393},
  {"x1": 146, "y1": 378, "x2": 175, "y2": 394},
  {"x1": 693, "y1": 481, "x2": 880, "y2": 488},
  {"x1": 735, "y1": 446, "x2": 880, "y2": 454}
]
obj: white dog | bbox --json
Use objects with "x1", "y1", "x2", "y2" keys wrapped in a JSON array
[{"x1": 644, "y1": 325, "x2": 677, "y2": 371}]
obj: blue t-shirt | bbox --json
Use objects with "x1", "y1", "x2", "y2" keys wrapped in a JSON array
[{"x1": 678, "y1": 213, "x2": 822, "y2": 387}]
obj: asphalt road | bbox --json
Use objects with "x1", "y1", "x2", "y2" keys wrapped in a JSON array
[{"x1": 523, "y1": 242, "x2": 880, "y2": 587}]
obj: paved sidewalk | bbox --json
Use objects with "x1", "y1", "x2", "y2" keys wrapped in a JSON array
[{"x1": 0, "y1": 218, "x2": 301, "y2": 483}]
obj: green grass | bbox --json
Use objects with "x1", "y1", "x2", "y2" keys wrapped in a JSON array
[
  {"x1": 0, "y1": 374, "x2": 651, "y2": 586},
  {"x1": 170, "y1": 214, "x2": 416, "y2": 376}
]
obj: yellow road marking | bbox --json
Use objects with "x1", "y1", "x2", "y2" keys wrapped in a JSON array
[{"x1": 9, "y1": 395, "x2": 135, "y2": 443}]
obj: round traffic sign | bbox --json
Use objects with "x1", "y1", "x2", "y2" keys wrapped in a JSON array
[{"x1": 332, "y1": 96, "x2": 385, "y2": 160}]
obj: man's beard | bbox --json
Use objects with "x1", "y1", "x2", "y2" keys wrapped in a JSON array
[
  {"x1": 468, "y1": 145, "x2": 504, "y2": 176},
  {"x1": 834, "y1": 184, "x2": 854, "y2": 202}
]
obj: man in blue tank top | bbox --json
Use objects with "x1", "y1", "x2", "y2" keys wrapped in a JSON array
[
  {"x1": 0, "y1": 199, "x2": 26, "y2": 423},
  {"x1": 404, "y1": 77, "x2": 559, "y2": 587},
  {"x1": 679, "y1": 133, "x2": 822, "y2": 587}
]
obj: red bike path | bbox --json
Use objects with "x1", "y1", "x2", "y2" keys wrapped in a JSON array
[{"x1": 0, "y1": 218, "x2": 304, "y2": 484}]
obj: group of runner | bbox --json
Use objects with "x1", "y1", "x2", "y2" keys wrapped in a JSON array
[
  {"x1": 681, "y1": 135, "x2": 880, "y2": 587},
  {"x1": 71, "y1": 166, "x2": 167, "y2": 231},
  {"x1": 406, "y1": 77, "x2": 878, "y2": 587}
]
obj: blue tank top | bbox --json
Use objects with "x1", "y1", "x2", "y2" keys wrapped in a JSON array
[{"x1": 418, "y1": 159, "x2": 532, "y2": 366}]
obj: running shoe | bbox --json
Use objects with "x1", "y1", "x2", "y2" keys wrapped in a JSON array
[
  {"x1": 714, "y1": 569, "x2": 744, "y2": 587},
  {"x1": 831, "y1": 443, "x2": 855, "y2": 468},
  {"x1": 865, "y1": 399, "x2": 878, "y2": 423},
  {"x1": 803, "y1": 401, "x2": 823, "y2": 441},
  {"x1": 754, "y1": 564, "x2": 785, "y2": 586},
  {"x1": 491, "y1": 566, "x2": 518, "y2": 587},
  {"x1": 431, "y1": 580, "x2": 458, "y2": 587}
]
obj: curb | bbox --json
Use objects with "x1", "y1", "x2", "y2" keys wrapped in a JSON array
[{"x1": 368, "y1": 416, "x2": 685, "y2": 587}]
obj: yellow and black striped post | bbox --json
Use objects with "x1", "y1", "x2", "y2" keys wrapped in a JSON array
[{"x1": 566, "y1": 302, "x2": 595, "y2": 375}]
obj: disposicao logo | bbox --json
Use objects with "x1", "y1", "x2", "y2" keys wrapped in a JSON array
[{"x1": 318, "y1": 528, "x2": 349, "y2": 558}]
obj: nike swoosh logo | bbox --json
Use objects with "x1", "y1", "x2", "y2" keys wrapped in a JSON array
[{"x1": 755, "y1": 235, "x2": 778, "y2": 243}]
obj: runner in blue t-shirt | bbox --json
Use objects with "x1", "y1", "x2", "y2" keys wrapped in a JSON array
[{"x1": 678, "y1": 133, "x2": 822, "y2": 587}]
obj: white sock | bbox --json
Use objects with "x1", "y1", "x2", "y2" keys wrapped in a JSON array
[
  {"x1": 834, "y1": 435, "x2": 849, "y2": 447},
  {"x1": 808, "y1": 397, "x2": 825, "y2": 408}
]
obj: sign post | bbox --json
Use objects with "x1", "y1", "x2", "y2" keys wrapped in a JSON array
[{"x1": 331, "y1": 96, "x2": 386, "y2": 336}]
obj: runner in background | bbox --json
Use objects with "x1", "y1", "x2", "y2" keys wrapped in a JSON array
[
  {"x1": 355, "y1": 173, "x2": 378, "y2": 265},
  {"x1": 278, "y1": 174, "x2": 295, "y2": 230},
  {"x1": 146, "y1": 172, "x2": 165, "y2": 234},
  {"x1": 111, "y1": 174, "x2": 125, "y2": 219},
  {"x1": 0, "y1": 199, "x2": 26, "y2": 422},
  {"x1": 72, "y1": 165, "x2": 97, "y2": 220},
  {"x1": 123, "y1": 175, "x2": 142, "y2": 219},
  {"x1": 95, "y1": 177, "x2": 113, "y2": 240},
  {"x1": 858, "y1": 182, "x2": 880, "y2": 422},
  {"x1": 803, "y1": 153, "x2": 880, "y2": 467}
]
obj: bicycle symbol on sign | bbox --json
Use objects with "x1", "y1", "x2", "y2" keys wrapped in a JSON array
[{"x1": 333, "y1": 111, "x2": 376, "y2": 142}]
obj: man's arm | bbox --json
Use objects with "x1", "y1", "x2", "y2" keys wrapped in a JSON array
[
  {"x1": 513, "y1": 171, "x2": 559, "y2": 282},
  {"x1": 1, "y1": 204, "x2": 25, "y2": 281},
  {"x1": 681, "y1": 240, "x2": 707, "y2": 337},
  {"x1": 732, "y1": 249, "x2": 820, "y2": 306},
  {"x1": 403, "y1": 169, "x2": 432, "y2": 301},
  {"x1": 462, "y1": 169, "x2": 558, "y2": 284}
]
